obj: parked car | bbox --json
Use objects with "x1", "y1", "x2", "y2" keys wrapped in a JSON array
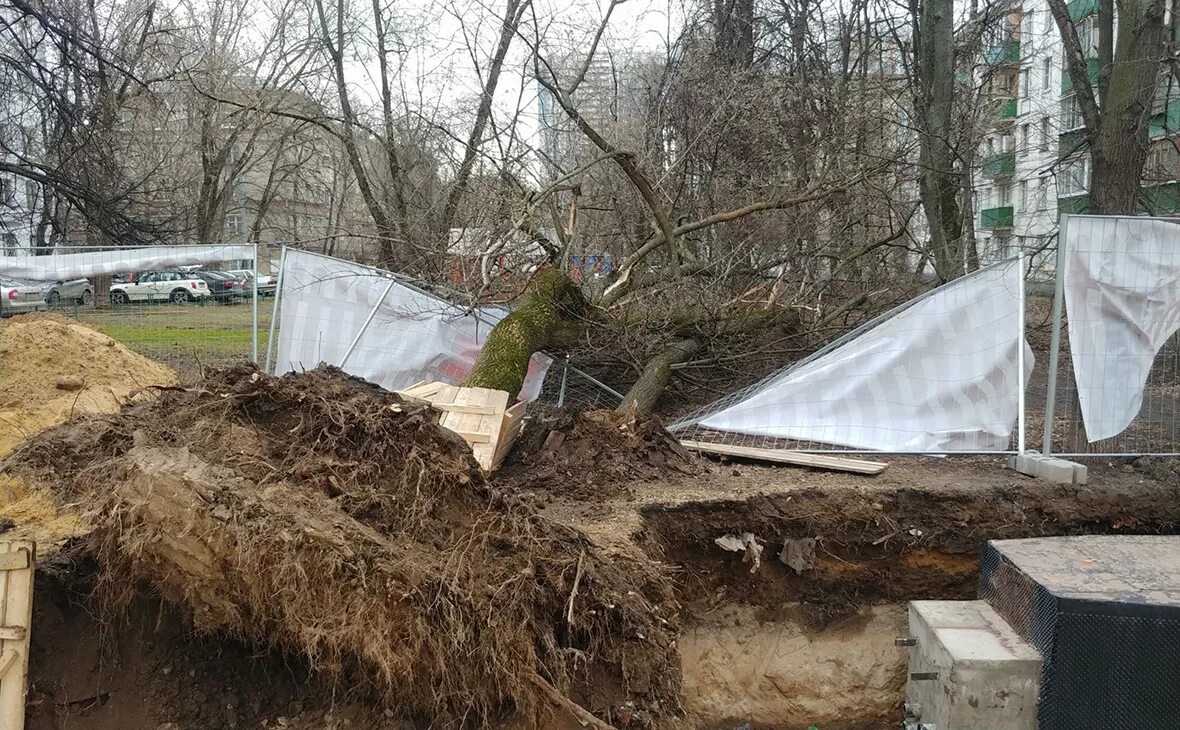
[
  {"x1": 192, "y1": 270, "x2": 242, "y2": 304},
  {"x1": 0, "y1": 277, "x2": 49, "y2": 317},
  {"x1": 227, "y1": 269, "x2": 278, "y2": 297},
  {"x1": 43, "y1": 278, "x2": 93, "y2": 306},
  {"x1": 109, "y1": 270, "x2": 211, "y2": 305}
]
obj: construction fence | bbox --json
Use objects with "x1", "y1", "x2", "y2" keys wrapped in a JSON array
[{"x1": 3, "y1": 215, "x2": 1179, "y2": 459}]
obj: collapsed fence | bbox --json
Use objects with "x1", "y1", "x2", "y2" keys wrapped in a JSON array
[{"x1": 4, "y1": 213, "x2": 1180, "y2": 459}]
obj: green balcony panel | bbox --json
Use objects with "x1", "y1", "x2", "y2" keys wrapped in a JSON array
[
  {"x1": 1058, "y1": 128, "x2": 1089, "y2": 157},
  {"x1": 1068, "y1": 0, "x2": 1099, "y2": 19},
  {"x1": 982, "y1": 150, "x2": 1016, "y2": 177},
  {"x1": 1001, "y1": 98, "x2": 1018, "y2": 119},
  {"x1": 981, "y1": 206, "x2": 1015, "y2": 229},
  {"x1": 985, "y1": 39, "x2": 1021, "y2": 65},
  {"x1": 1149, "y1": 99, "x2": 1180, "y2": 138},
  {"x1": 1061, "y1": 58, "x2": 1100, "y2": 93},
  {"x1": 1057, "y1": 194, "x2": 1090, "y2": 214},
  {"x1": 1142, "y1": 183, "x2": 1180, "y2": 213}
]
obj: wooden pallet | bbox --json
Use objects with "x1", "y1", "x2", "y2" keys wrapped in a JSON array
[
  {"x1": 679, "y1": 440, "x2": 888, "y2": 475},
  {"x1": 399, "y1": 382, "x2": 526, "y2": 471},
  {"x1": 0, "y1": 540, "x2": 33, "y2": 730}
]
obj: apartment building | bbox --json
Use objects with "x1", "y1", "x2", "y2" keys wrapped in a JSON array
[{"x1": 974, "y1": 0, "x2": 1180, "y2": 267}]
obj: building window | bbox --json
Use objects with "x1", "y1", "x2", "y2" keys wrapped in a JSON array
[
  {"x1": 224, "y1": 213, "x2": 246, "y2": 240},
  {"x1": 23, "y1": 180, "x2": 35, "y2": 208},
  {"x1": 1021, "y1": 68, "x2": 1031, "y2": 98},
  {"x1": 998, "y1": 182, "x2": 1013, "y2": 206},
  {"x1": 1041, "y1": 116, "x2": 1052, "y2": 151},
  {"x1": 1060, "y1": 156, "x2": 1090, "y2": 196},
  {"x1": 1042, "y1": 57, "x2": 1052, "y2": 90},
  {"x1": 1037, "y1": 177, "x2": 1049, "y2": 209},
  {"x1": 1021, "y1": 123, "x2": 1031, "y2": 149},
  {"x1": 1061, "y1": 95, "x2": 1084, "y2": 131},
  {"x1": 0, "y1": 177, "x2": 11, "y2": 204},
  {"x1": 1019, "y1": 179, "x2": 1029, "y2": 210},
  {"x1": 1076, "y1": 16, "x2": 1097, "y2": 55},
  {"x1": 987, "y1": 137, "x2": 996, "y2": 156},
  {"x1": 3, "y1": 233, "x2": 16, "y2": 256}
]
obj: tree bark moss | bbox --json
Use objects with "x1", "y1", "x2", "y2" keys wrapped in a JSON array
[{"x1": 463, "y1": 268, "x2": 584, "y2": 399}]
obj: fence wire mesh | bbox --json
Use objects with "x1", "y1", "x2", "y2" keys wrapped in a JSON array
[
  {"x1": 1041, "y1": 214, "x2": 1180, "y2": 457},
  {"x1": 0, "y1": 245, "x2": 266, "y2": 381}
]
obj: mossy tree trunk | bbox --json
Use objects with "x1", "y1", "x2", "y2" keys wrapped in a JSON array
[
  {"x1": 463, "y1": 268, "x2": 584, "y2": 400},
  {"x1": 616, "y1": 338, "x2": 701, "y2": 415}
]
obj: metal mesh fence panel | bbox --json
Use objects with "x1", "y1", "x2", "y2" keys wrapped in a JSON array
[
  {"x1": 669, "y1": 258, "x2": 1028, "y2": 454},
  {"x1": 1043, "y1": 215, "x2": 1180, "y2": 456},
  {"x1": 0, "y1": 245, "x2": 266, "y2": 381}
]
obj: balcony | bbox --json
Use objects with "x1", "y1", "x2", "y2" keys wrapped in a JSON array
[
  {"x1": 984, "y1": 39, "x2": 1021, "y2": 66},
  {"x1": 1149, "y1": 99, "x2": 1180, "y2": 139},
  {"x1": 1062, "y1": 58, "x2": 1100, "y2": 93},
  {"x1": 1000, "y1": 98, "x2": 1018, "y2": 119},
  {"x1": 1068, "y1": 0, "x2": 1098, "y2": 20},
  {"x1": 1142, "y1": 183, "x2": 1180, "y2": 213},
  {"x1": 1057, "y1": 194, "x2": 1090, "y2": 214},
  {"x1": 981, "y1": 206, "x2": 1015, "y2": 230},
  {"x1": 1058, "y1": 128, "x2": 1088, "y2": 157},
  {"x1": 982, "y1": 150, "x2": 1016, "y2": 177}
]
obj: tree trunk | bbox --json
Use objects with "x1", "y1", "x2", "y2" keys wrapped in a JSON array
[
  {"x1": 914, "y1": 0, "x2": 965, "y2": 282},
  {"x1": 463, "y1": 268, "x2": 584, "y2": 399},
  {"x1": 616, "y1": 339, "x2": 702, "y2": 415}
]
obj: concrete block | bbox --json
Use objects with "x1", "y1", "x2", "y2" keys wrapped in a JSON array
[
  {"x1": 1007, "y1": 452, "x2": 1088, "y2": 484},
  {"x1": 904, "y1": 600, "x2": 1042, "y2": 730}
]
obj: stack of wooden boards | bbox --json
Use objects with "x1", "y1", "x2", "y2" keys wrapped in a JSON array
[{"x1": 397, "y1": 382, "x2": 526, "y2": 471}]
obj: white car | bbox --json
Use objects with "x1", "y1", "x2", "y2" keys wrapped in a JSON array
[
  {"x1": 109, "y1": 271, "x2": 211, "y2": 305},
  {"x1": 0, "y1": 277, "x2": 48, "y2": 317}
]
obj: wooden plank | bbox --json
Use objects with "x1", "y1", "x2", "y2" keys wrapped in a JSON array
[
  {"x1": 0, "y1": 651, "x2": 16, "y2": 680},
  {"x1": 0, "y1": 554, "x2": 26, "y2": 573},
  {"x1": 679, "y1": 440, "x2": 888, "y2": 475},
  {"x1": 450, "y1": 430, "x2": 492, "y2": 444},
  {"x1": 0, "y1": 540, "x2": 33, "y2": 730},
  {"x1": 0, "y1": 629, "x2": 24, "y2": 642},
  {"x1": 402, "y1": 382, "x2": 446, "y2": 400},
  {"x1": 431, "y1": 403, "x2": 499, "y2": 416}
]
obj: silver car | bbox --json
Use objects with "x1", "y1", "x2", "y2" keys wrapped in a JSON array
[
  {"x1": 0, "y1": 277, "x2": 48, "y2": 317},
  {"x1": 43, "y1": 278, "x2": 93, "y2": 306}
]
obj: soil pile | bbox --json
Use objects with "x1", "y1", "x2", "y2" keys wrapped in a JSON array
[
  {"x1": 504, "y1": 409, "x2": 699, "y2": 499},
  {"x1": 4, "y1": 365, "x2": 682, "y2": 729},
  {"x1": 0, "y1": 314, "x2": 177, "y2": 457}
]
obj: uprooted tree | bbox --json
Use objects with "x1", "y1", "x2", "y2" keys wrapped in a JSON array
[{"x1": 462, "y1": 0, "x2": 933, "y2": 411}]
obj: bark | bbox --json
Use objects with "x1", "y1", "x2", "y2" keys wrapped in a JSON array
[
  {"x1": 616, "y1": 339, "x2": 702, "y2": 415},
  {"x1": 913, "y1": 0, "x2": 965, "y2": 281},
  {"x1": 437, "y1": 0, "x2": 525, "y2": 238},
  {"x1": 1048, "y1": 0, "x2": 1169, "y2": 214},
  {"x1": 463, "y1": 268, "x2": 584, "y2": 399}
]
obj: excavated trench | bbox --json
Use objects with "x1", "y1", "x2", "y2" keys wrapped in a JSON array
[{"x1": 636, "y1": 478, "x2": 1180, "y2": 729}]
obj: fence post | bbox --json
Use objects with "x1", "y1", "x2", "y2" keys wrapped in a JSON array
[
  {"x1": 338, "y1": 277, "x2": 398, "y2": 369},
  {"x1": 557, "y1": 356, "x2": 570, "y2": 408},
  {"x1": 265, "y1": 245, "x2": 287, "y2": 374},
  {"x1": 251, "y1": 240, "x2": 260, "y2": 364},
  {"x1": 1017, "y1": 252, "x2": 1026, "y2": 454},
  {"x1": 1043, "y1": 214, "x2": 1070, "y2": 456}
]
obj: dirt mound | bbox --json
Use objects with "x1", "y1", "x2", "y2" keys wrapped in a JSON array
[
  {"x1": 503, "y1": 409, "x2": 699, "y2": 499},
  {"x1": 4, "y1": 365, "x2": 682, "y2": 729},
  {"x1": 0, "y1": 314, "x2": 177, "y2": 457}
]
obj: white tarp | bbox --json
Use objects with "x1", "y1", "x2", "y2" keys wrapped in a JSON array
[
  {"x1": 684, "y1": 259, "x2": 1033, "y2": 452},
  {"x1": 1064, "y1": 217, "x2": 1180, "y2": 441},
  {"x1": 0, "y1": 245, "x2": 253, "y2": 281},
  {"x1": 274, "y1": 249, "x2": 551, "y2": 400}
]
